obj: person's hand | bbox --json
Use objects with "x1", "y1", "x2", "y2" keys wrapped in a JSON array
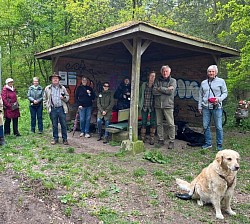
[
  {"x1": 102, "y1": 111, "x2": 106, "y2": 116},
  {"x1": 126, "y1": 92, "x2": 130, "y2": 96},
  {"x1": 168, "y1": 86, "x2": 174, "y2": 90},
  {"x1": 123, "y1": 94, "x2": 127, "y2": 99},
  {"x1": 213, "y1": 98, "x2": 219, "y2": 105},
  {"x1": 198, "y1": 109, "x2": 202, "y2": 114},
  {"x1": 79, "y1": 106, "x2": 83, "y2": 109},
  {"x1": 33, "y1": 100, "x2": 38, "y2": 104},
  {"x1": 86, "y1": 90, "x2": 91, "y2": 94}
]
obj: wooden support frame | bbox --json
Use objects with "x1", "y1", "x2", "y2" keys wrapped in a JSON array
[{"x1": 125, "y1": 37, "x2": 151, "y2": 141}]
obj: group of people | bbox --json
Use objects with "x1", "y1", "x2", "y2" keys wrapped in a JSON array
[{"x1": 0, "y1": 64, "x2": 227, "y2": 151}]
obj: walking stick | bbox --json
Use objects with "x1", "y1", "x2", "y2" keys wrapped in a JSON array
[{"x1": 72, "y1": 109, "x2": 79, "y2": 136}]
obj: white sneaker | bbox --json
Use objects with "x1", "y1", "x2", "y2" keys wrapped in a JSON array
[
  {"x1": 85, "y1": 133, "x2": 90, "y2": 138},
  {"x1": 80, "y1": 133, "x2": 84, "y2": 137}
]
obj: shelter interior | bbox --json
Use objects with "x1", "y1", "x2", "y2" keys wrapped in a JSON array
[{"x1": 36, "y1": 22, "x2": 239, "y2": 128}]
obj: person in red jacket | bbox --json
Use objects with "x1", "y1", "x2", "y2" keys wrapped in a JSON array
[{"x1": 1, "y1": 78, "x2": 21, "y2": 136}]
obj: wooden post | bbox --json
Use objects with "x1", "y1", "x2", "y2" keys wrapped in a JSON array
[{"x1": 129, "y1": 37, "x2": 142, "y2": 141}]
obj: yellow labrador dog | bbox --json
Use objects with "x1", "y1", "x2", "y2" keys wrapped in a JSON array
[{"x1": 176, "y1": 149, "x2": 240, "y2": 219}]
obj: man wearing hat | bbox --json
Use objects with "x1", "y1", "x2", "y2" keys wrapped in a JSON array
[{"x1": 43, "y1": 72, "x2": 70, "y2": 145}]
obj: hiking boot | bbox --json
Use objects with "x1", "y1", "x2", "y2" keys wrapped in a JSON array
[
  {"x1": 158, "y1": 139, "x2": 164, "y2": 146},
  {"x1": 140, "y1": 127, "x2": 146, "y2": 143},
  {"x1": 63, "y1": 140, "x2": 69, "y2": 145},
  {"x1": 97, "y1": 134, "x2": 102, "y2": 141},
  {"x1": 202, "y1": 144, "x2": 212, "y2": 149},
  {"x1": 168, "y1": 141, "x2": 174, "y2": 149},
  {"x1": 103, "y1": 136, "x2": 108, "y2": 144},
  {"x1": 149, "y1": 127, "x2": 156, "y2": 145},
  {"x1": 217, "y1": 144, "x2": 223, "y2": 151},
  {"x1": 51, "y1": 139, "x2": 59, "y2": 145}
]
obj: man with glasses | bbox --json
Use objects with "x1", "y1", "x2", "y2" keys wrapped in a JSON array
[{"x1": 96, "y1": 82, "x2": 114, "y2": 143}]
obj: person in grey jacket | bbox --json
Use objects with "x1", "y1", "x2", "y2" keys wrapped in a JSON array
[
  {"x1": 153, "y1": 65, "x2": 177, "y2": 149},
  {"x1": 27, "y1": 77, "x2": 43, "y2": 133},
  {"x1": 198, "y1": 65, "x2": 228, "y2": 151},
  {"x1": 43, "y1": 73, "x2": 70, "y2": 145}
]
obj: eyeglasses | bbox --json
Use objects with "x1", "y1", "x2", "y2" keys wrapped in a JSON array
[{"x1": 103, "y1": 85, "x2": 109, "y2": 87}]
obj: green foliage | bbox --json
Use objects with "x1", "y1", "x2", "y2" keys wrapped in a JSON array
[{"x1": 144, "y1": 150, "x2": 171, "y2": 164}]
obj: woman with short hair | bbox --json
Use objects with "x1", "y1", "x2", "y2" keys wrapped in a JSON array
[{"x1": 27, "y1": 77, "x2": 44, "y2": 133}]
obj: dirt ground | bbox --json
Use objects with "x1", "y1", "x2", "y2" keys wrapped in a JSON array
[{"x1": 0, "y1": 131, "x2": 249, "y2": 224}]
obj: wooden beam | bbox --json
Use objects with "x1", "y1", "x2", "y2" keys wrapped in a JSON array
[
  {"x1": 129, "y1": 37, "x2": 142, "y2": 141},
  {"x1": 122, "y1": 40, "x2": 133, "y2": 55},
  {"x1": 141, "y1": 40, "x2": 151, "y2": 55},
  {"x1": 52, "y1": 56, "x2": 59, "y2": 71}
]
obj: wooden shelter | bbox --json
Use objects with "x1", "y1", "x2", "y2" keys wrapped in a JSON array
[{"x1": 35, "y1": 21, "x2": 239, "y2": 142}]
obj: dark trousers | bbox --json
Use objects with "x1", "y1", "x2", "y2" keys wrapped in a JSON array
[
  {"x1": 49, "y1": 106, "x2": 67, "y2": 141},
  {"x1": 4, "y1": 117, "x2": 19, "y2": 135},
  {"x1": 30, "y1": 104, "x2": 43, "y2": 132}
]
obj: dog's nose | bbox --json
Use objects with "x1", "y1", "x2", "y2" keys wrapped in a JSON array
[{"x1": 235, "y1": 166, "x2": 240, "y2": 170}]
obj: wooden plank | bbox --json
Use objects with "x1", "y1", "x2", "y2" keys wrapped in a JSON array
[{"x1": 106, "y1": 127, "x2": 122, "y2": 134}]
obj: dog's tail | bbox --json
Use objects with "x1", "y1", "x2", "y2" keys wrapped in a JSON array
[{"x1": 176, "y1": 178, "x2": 195, "y2": 200}]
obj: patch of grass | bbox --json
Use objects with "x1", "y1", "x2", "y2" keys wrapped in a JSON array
[
  {"x1": 133, "y1": 167, "x2": 147, "y2": 177},
  {"x1": 109, "y1": 140, "x2": 121, "y2": 146}
]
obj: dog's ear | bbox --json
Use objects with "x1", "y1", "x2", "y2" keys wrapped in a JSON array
[{"x1": 216, "y1": 151, "x2": 223, "y2": 165}]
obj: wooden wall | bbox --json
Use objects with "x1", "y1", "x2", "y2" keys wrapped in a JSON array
[{"x1": 54, "y1": 55, "x2": 215, "y2": 126}]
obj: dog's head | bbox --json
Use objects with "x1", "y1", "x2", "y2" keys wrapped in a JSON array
[{"x1": 216, "y1": 149, "x2": 240, "y2": 171}]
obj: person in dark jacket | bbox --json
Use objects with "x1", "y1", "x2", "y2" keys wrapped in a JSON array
[
  {"x1": 114, "y1": 77, "x2": 131, "y2": 110},
  {"x1": 96, "y1": 82, "x2": 114, "y2": 143},
  {"x1": 27, "y1": 77, "x2": 44, "y2": 133},
  {"x1": 75, "y1": 76, "x2": 96, "y2": 138},
  {"x1": 153, "y1": 65, "x2": 176, "y2": 149},
  {"x1": 1, "y1": 78, "x2": 21, "y2": 136}
]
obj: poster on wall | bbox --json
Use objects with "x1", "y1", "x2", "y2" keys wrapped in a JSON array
[
  {"x1": 68, "y1": 72, "x2": 77, "y2": 85},
  {"x1": 59, "y1": 71, "x2": 68, "y2": 85}
]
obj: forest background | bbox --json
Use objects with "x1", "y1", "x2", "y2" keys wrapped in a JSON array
[{"x1": 0, "y1": 0, "x2": 249, "y2": 99}]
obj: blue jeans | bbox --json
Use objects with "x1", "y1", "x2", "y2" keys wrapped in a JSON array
[
  {"x1": 79, "y1": 106, "x2": 92, "y2": 134},
  {"x1": 30, "y1": 104, "x2": 43, "y2": 132},
  {"x1": 203, "y1": 107, "x2": 223, "y2": 146},
  {"x1": 97, "y1": 117, "x2": 110, "y2": 137},
  {"x1": 50, "y1": 106, "x2": 67, "y2": 141}
]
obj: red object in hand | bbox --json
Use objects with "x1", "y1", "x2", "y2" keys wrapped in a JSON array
[{"x1": 208, "y1": 97, "x2": 217, "y2": 103}]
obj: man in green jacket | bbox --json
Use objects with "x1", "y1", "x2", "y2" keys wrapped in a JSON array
[
  {"x1": 153, "y1": 65, "x2": 176, "y2": 149},
  {"x1": 96, "y1": 82, "x2": 114, "y2": 143}
]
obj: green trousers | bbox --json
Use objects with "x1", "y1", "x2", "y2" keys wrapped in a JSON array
[{"x1": 155, "y1": 108, "x2": 175, "y2": 141}]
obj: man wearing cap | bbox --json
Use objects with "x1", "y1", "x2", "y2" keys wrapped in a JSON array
[
  {"x1": 43, "y1": 72, "x2": 70, "y2": 145},
  {"x1": 1, "y1": 78, "x2": 21, "y2": 137}
]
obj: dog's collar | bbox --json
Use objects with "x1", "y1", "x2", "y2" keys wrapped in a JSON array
[{"x1": 219, "y1": 174, "x2": 235, "y2": 188}]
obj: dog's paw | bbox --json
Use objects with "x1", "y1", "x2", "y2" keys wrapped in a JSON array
[
  {"x1": 216, "y1": 213, "x2": 224, "y2": 219},
  {"x1": 226, "y1": 209, "x2": 236, "y2": 216},
  {"x1": 197, "y1": 200, "x2": 204, "y2": 206}
]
